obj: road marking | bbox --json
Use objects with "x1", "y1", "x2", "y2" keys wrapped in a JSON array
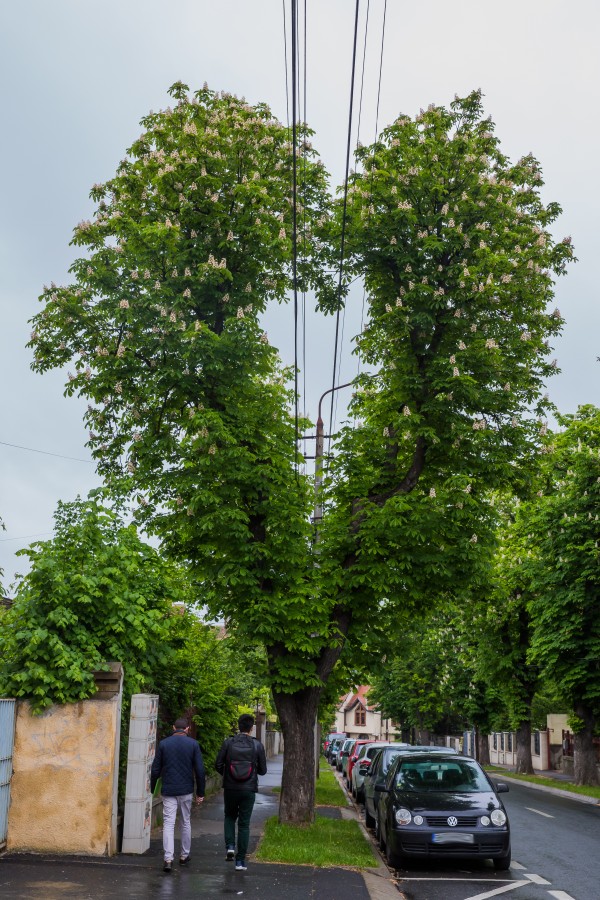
[
  {"x1": 463, "y1": 881, "x2": 530, "y2": 900},
  {"x1": 524, "y1": 873, "x2": 551, "y2": 884},
  {"x1": 525, "y1": 806, "x2": 554, "y2": 818},
  {"x1": 510, "y1": 862, "x2": 525, "y2": 870},
  {"x1": 547, "y1": 893, "x2": 576, "y2": 900}
]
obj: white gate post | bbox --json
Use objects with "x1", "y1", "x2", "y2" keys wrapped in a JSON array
[{"x1": 122, "y1": 694, "x2": 158, "y2": 854}]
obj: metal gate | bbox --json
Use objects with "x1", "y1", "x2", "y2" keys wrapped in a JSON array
[{"x1": 0, "y1": 699, "x2": 16, "y2": 848}]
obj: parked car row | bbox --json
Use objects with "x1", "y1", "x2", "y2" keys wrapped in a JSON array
[{"x1": 327, "y1": 740, "x2": 512, "y2": 871}]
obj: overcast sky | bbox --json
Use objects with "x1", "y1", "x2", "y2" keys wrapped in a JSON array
[{"x1": 1, "y1": 0, "x2": 598, "y2": 590}]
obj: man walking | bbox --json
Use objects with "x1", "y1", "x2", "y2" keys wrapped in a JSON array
[
  {"x1": 216, "y1": 713, "x2": 267, "y2": 871},
  {"x1": 151, "y1": 717, "x2": 205, "y2": 873}
]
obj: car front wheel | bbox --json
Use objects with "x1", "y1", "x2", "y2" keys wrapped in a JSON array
[
  {"x1": 364, "y1": 805, "x2": 375, "y2": 829},
  {"x1": 493, "y1": 848, "x2": 512, "y2": 871}
]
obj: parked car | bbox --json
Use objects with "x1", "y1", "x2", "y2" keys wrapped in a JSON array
[
  {"x1": 328, "y1": 736, "x2": 346, "y2": 766},
  {"x1": 340, "y1": 738, "x2": 357, "y2": 780},
  {"x1": 376, "y1": 752, "x2": 511, "y2": 870},
  {"x1": 346, "y1": 739, "x2": 380, "y2": 788},
  {"x1": 323, "y1": 732, "x2": 346, "y2": 758},
  {"x1": 352, "y1": 741, "x2": 408, "y2": 802},
  {"x1": 363, "y1": 746, "x2": 460, "y2": 830},
  {"x1": 336, "y1": 738, "x2": 354, "y2": 772}
]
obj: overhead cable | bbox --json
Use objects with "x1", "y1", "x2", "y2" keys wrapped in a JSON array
[{"x1": 328, "y1": 0, "x2": 361, "y2": 452}]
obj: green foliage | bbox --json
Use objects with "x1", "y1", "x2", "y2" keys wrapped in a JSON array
[
  {"x1": 499, "y1": 406, "x2": 600, "y2": 714},
  {"x1": 0, "y1": 497, "x2": 191, "y2": 711},
  {"x1": 317, "y1": 89, "x2": 573, "y2": 654}
]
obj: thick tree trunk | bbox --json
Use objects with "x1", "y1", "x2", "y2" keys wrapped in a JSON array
[
  {"x1": 273, "y1": 686, "x2": 321, "y2": 824},
  {"x1": 477, "y1": 730, "x2": 491, "y2": 766},
  {"x1": 515, "y1": 720, "x2": 534, "y2": 774},
  {"x1": 573, "y1": 703, "x2": 599, "y2": 786}
]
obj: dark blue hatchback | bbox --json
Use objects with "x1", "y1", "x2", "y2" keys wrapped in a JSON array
[{"x1": 376, "y1": 753, "x2": 511, "y2": 870}]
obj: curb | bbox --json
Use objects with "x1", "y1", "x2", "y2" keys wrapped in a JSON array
[
  {"x1": 331, "y1": 765, "x2": 405, "y2": 899},
  {"x1": 493, "y1": 773, "x2": 600, "y2": 806}
]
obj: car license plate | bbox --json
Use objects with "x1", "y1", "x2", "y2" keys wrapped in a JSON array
[{"x1": 431, "y1": 832, "x2": 474, "y2": 844}]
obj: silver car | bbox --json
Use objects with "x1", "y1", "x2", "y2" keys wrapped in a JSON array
[{"x1": 351, "y1": 741, "x2": 409, "y2": 802}]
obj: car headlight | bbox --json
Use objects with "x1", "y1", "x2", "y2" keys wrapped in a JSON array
[
  {"x1": 480, "y1": 815, "x2": 491, "y2": 826},
  {"x1": 491, "y1": 809, "x2": 507, "y2": 826},
  {"x1": 395, "y1": 807, "x2": 412, "y2": 826},
  {"x1": 413, "y1": 814, "x2": 424, "y2": 826}
]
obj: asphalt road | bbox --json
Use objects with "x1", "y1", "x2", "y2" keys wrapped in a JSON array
[{"x1": 387, "y1": 782, "x2": 600, "y2": 900}]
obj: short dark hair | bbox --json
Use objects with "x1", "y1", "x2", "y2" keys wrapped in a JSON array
[
  {"x1": 238, "y1": 714, "x2": 255, "y2": 733},
  {"x1": 174, "y1": 717, "x2": 189, "y2": 731}
]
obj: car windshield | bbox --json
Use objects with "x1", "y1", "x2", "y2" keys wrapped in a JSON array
[
  {"x1": 395, "y1": 759, "x2": 492, "y2": 792},
  {"x1": 382, "y1": 750, "x2": 403, "y2": 775}
]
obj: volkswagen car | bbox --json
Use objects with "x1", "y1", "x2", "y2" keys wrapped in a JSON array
[{"x1": 376, "y1": 752, "x2": 511, "y2": 870}]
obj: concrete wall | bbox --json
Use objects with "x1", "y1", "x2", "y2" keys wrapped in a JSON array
[
  {"x1": 7, "y1": 666, "x2": 122, "y2": 856},
  {"x1": 488, "y1": 730, "x2": 549, "y2": 770}
]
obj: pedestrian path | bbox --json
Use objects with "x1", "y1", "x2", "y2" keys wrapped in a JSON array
[{"x1": 0, "y1": 753, "x2": 398, "y2": 899}]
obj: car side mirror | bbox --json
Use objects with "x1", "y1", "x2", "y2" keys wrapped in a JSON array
[
  {"x1": 495, "y1": 782, "x2": 509, "y2": 794},
  {"x1": 358, "y1": 764, "x2": 369, "y2": 775},
  {"x1": 375, "y1": 783, "x2": 388, "y2": 793}
]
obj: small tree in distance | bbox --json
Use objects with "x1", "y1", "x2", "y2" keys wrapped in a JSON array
[{"x1": 29, "y1": 85, "x2": 574, "y2": 823}]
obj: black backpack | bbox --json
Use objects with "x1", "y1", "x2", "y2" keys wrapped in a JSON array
[{"x1": 227, "y1": 733, "x2": 257, "y2": 782}]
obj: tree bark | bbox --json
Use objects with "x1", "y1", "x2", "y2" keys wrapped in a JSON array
[
  {"x1": 477, "y1": 730, "x2": 491, "y2": 766},
  {"x1": 515, "y1": 720, "x2": 534, "y2": 774},
  {"x1": 573, "y1": 702, "x2": 599, "y2": 786},
  {"x1": 272, "y1": 686, "x2": 321, "y2": 824}
]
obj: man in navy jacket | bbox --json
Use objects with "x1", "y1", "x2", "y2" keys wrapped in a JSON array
[{"x1": 151, "y1": 717, "x2": 205, "y2": 872}]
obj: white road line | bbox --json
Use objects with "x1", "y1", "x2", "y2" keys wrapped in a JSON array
[
  {"x1": 547, "y1": 893, "x2": 576, "y2": 900},
  {"x1": 525, "y1": 873, "x2": 551, "y2": 884},
  {"x1": 463, "y1": 881, "x2": 530, "y2": 900},
  {"x1": 510, "y1": 861, "x2": 526, "y2": 870},
  {"x1": 525, "y1": 806, "x2": 554, "y2": 818}
]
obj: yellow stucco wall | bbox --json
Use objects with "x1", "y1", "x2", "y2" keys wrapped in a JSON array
[{"x1": 7, "y1": 697, "x2": 121, "y2": 855}]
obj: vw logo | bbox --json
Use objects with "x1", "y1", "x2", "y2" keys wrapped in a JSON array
[{"x1": 447, "y1": 816, "x2": 458, "y2": 827}]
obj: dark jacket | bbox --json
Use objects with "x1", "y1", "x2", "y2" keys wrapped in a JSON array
[
  {"x1": 215, "y1": 733, "x2": 267, "y2": 792},
  {"x1": 151, "y1": 732, "x2": 205, "y2": 798}
]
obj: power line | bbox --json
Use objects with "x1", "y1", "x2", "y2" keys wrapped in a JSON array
[
  {"x1": 282, "y1": 0, "x2": 290, "y2": 128},
  {"x1": 328, "y1": 0, "x2": 361, "y2": 452},
  {"x1": 0, "y1": 531, "x2": 53, "y2": 543},
  {"x1": 357, "y1": 0, "x2": 388, "y2": 387},
  {"x1": 291, "y1": 0, "x2": 300, "y2": 467},
  {"x1": 0, "y1": 439, "x2": 93, "y2": 464}
]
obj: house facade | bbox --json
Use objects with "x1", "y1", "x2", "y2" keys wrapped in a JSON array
[{"x1": 334, "y1": 686, "x2": 397, "y2": 740}]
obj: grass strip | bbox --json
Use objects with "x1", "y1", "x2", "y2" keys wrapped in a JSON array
[
  {"x1": 485, "y1": 767, "x2": 600, "y2": 800},
  {"x1": 315, "y1": 765, "x2": 348, "y2": 807},
  {"x1": 256, "y1": 815, "x2": 376, "y2": 868}
]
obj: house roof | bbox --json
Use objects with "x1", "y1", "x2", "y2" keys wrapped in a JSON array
[{"x1": 339, "y1": 685, "x2": 376, "y2": 713}]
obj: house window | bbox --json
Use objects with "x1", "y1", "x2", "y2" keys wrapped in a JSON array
[
  {"x1": 354, "y1": 707, "x2": 366, "y2": 727},
  {"x1": 493, "y1": 733, "x2": 497, "y2": 750},
  {"x1": 500, "y1": 733, "x2": 505, "y2": 751},
  {"x1": 507, "y1": 732, "x2": 513, "y2": 752},
  {"x1": 534, "y1": 731, "x2": 541, "y2": 756}
]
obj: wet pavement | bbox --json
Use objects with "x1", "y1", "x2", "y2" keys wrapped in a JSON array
[{"x1": 0, "y1": 755, "x2": 372, "y2": 899}]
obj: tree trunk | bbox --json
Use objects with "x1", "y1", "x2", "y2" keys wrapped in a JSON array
[
  {"x1": 273, "y1": 686, "x2": 321, "y2": 824},
  {"x1": 515, "y1": 720, "x2": 534, "y2": 774},
  {"x1": 477, "y1": 730, "x2": 491, "y2": 766},
  {"x1": 573, "y1": 703, "x2": 599, "y2": 786}
]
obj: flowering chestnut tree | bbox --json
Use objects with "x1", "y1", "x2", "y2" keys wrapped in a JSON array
[{"x1": 30, "y1": 86, "x2": 573, "y2": 823}]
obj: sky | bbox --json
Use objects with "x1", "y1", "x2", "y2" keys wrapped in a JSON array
[{"x1": 1, "y1": 0, "x2": 598, "y2": 590}]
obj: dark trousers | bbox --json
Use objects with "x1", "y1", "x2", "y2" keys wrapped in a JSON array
[{"x1": 224, "y1": 789, "x2": 256, "y2": 860}]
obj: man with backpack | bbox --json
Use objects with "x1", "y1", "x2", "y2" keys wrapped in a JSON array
[{"x1": 215, "y1": 713, "x2": 267, "y2": 871}]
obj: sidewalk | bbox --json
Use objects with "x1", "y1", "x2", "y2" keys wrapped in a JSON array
[
  {"x1": 0, "y1": 754, "x2": 400, "y2": 900},
  {"x1": 489, "y1": 763, "x2": 600, "y2": 806}
]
